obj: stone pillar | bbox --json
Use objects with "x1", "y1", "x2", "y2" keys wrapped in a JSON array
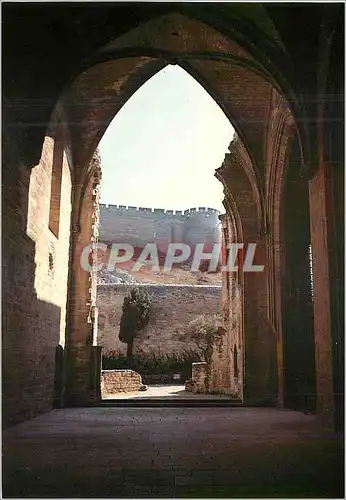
[
  {"x1": 308, "y1": 159, "x2": 335, "y2": 429},
  {"x1": 65, "y1": 152, "x2": 102, "y2": 406},
  {"x1": 216, "y1": 138, "x2": 277, "y2": 406},
  {"x1": 217, "y1": 213, "x2": 243, "y2": 400}
]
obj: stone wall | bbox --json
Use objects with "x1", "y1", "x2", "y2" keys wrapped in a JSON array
[
  {"x1": 3, "y1": 4, "x2": 343, "y2": 431},
  {"x1": 97, "y1": 284, "x2": 221, "y2": 356},
  {"x1": 101, "y1": 370, "x2": 143, "y2": 397},
  {"x1": 186, "y1": 362, "x2": 208, "y2": 393},
  {"x1": 100, "y1": 204, "x2": 221, "y2": 249},
  {"x1": 208, "y1": 284, "x2": 243, "y2": 399},
  {"x1": 3, "y1": 122, "x2": 72, "y2": 427}
]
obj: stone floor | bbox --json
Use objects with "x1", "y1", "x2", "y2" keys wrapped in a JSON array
[
  {"x1": 3, "y1": 407, "x2": 344, "y2": 498},
  {"x1": 103, "y1": 384, "x2": 233, "y2": 400}
]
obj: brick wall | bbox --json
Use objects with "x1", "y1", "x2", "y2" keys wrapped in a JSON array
[
  {"x1": 2, "y1": 125, "x2": 72, "y2": 427},
  {"x1": 97, "y1": 284, "x2": 221, "y2": 356},
  {"x1": 27, "y1": 135, "x2": 72, "y2": 347}
]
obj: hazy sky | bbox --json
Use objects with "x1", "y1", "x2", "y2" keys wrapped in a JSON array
[{"x1": 98, "y1": 65, "x2": 234, "y2": 213}]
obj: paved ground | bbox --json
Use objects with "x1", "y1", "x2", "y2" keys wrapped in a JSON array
[
  {"x1": 3, "y1": 407, "x2": 343, "y2": 498},
  {"x1": 103, "y1": 385, "x2": 233, "y2": 400}
]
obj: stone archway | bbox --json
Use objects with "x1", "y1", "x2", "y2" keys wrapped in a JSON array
[
  {"x1": 3, "y1": 5, "x2": 342, "y2": 429},
  {"x1": 45, "y1": 13, "x2": 300, "y2": 408}
]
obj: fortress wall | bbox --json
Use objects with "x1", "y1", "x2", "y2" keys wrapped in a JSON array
[
  {"x1": 99, "y1": 204, "x2": 222, "y2": 249},
  {"x1": 97, "y1": 284, "x2": 221, "y2": 356},
  {"x1": 183, "y1": 211, "x2": 222, "y2": 246}
]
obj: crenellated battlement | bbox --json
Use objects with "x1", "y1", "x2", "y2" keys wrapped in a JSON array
[
  {"x1": 100, "y1": 204, "x2": 220, "y2": 216},
  {"x1": 99, "y1": 203, "x2": 222, "y2": 247}
]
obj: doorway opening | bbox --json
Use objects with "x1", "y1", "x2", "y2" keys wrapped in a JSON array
[{"x1": 94, "y1": 64, "x2": 239, "y2": 402}]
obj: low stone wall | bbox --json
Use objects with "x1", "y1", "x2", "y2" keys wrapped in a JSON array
[
  {"x1": 185, "y1": 362, "x2": 207, "y2": 393},
  {"x1": 101, "y1": 369, "x2": 143, "y2": 397}
]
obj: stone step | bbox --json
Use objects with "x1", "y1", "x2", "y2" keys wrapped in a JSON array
[{"x1": 87, "y1": 398, "x2": 243, "y2": 408}]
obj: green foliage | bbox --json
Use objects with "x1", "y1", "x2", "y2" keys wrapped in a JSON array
[
  {"x1": 102, "y1": 349, "x2": 202, "y2": 384},
  {"x1": 119, "y1": 287, "x2": 152, "y2": 357},
  {"x1": 183, "y1": 314, "x2": 225, "y2": 362}
]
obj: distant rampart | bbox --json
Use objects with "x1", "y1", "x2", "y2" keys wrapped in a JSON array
[{"x1": 99, "y1": 204, "x2": 222, "y2": 248}]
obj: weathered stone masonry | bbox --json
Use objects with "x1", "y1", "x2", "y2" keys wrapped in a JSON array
[
  {"x1": 3, "y1": 116, "x2": 73, "y2": 425},
  {"x1": 100, "y1": 204, "x2": 221, "y2": 250},
  {"x1": 101, "y1": 370, "x2": 143, "y2": 397},
  {"x1": 97, "y1": 284, "x2": 221, "y2": 356},
  {"x1": 3, "y1": 5, "x2": 343, "y2": 431}
]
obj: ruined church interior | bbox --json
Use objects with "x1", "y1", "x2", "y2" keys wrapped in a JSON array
[{"x1": 2, "y1": 2, "x2": 344, "y2": 498}]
